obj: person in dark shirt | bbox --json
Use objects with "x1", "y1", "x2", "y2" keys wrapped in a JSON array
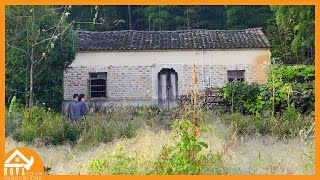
[
  {"x1": 74, "y1": 94, "x2": 88, "y2": 122},
  {"x1": 67, "y1": 94, "x2": 78, "y2": 123}
]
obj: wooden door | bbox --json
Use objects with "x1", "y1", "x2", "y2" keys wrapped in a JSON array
[{"x1": 158, "y1": 69, "x2": 178, "y2": 110}]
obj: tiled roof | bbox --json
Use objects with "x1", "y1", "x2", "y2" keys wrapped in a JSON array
[{"x1": 77, "y1": 28, "x2": 271, "y2": 51}]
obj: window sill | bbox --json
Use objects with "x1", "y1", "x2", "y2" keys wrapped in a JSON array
[{"x1": 87, "y1": 97, "x2": 108, "y2": 101}]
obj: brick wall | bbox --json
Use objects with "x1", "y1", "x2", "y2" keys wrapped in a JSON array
[
  {"x1": 64, "y1": 64, "x2": 268, "y2": 101},
  {"x1": 183, "y1": 64, "x2": 269, "y2": 94},
  {"x1": 64, "y1": 66, "x2": 152, "y2": 100},
  {"x1": 64, "y1": 66, "x2": 90, "y2": 100},
  {"x1": 183, "y1": 65, "x2": 225, "y2": 94},
  {"x1": 107, "y1": 66, "x2": 152, "y2": 100}
]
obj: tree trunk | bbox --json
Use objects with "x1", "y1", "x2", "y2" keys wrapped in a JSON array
[
  {"x1": 29, "y1": 43, "x2": 35, "y2": 108},
  {"x1": 187, "y1": 8, "x2": 189, "y2": 30},
  {"x1": 158, "y1": 6, "x2": 161, "y2": 31},
  {"x1": 128, "y1": 5, "x2": 132, "y2": 30},
  {"x1": 148, "y1": 15, "x2": 151, "y2": 31}
]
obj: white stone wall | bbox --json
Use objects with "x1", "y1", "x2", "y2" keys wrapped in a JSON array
[
  {"x1": 71, "y1": 49, "x2": 270, "y2": 66},
  {"x1": 64, "y1": 49, "x2": 270, "y2": 101}
]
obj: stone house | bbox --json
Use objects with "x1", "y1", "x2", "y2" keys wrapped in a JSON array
[{"x1": 63, "y1": 28, "x2": 271, "y2": 110}]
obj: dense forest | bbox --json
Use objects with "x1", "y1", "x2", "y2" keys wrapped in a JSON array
[
  {"x1": 68, "y1": 6, "x2": 271, "y2": 31},
  {"x1": 5, "y1": 5, "x2": 315, "y2": 110},
  {"x1": 67, "y1": 5, "x2": 314, "y2": 65}
]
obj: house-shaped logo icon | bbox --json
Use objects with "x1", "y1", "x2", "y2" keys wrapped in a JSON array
[{"x1": 4, "y1": 149, "x2": 34, "y2": 170}]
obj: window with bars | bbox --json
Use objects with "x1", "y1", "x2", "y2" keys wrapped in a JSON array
[
  {"x1": 227, "y1": 70, "x2": 245, "y2": 82},
  {"x1": 88, "y1": 72, "x2": 107, "y2": 98}
]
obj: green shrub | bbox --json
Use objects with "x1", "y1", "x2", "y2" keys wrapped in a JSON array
[
  {"x1": 10, "y1": 106, "x2": 148, "y2": 146},
  {"x1": 220, "y1": 106, "x2": 314, "y2": 139},
  {"x1": 269, "y1": 105, "x2": 313, "y2": 138},
  {"x1": 264, "y1": 64, "x2": 314, "y2": 115},
  {"x1": 291, "y1": 83, "x2": 314, "y2": 114},
  {"x1": 5, "y1": 111, "x2": 21, "y2": 137},
  {"x1": 273, "y1": 65, "x2": 314, "y2": 83},
  {"x1": 6, "y1": 96, "x2": 23, "y2": 137},
  {"x1": 63, "y1": 122, "x2": 82, "y2": 143},
  {"x1": 223, "y1": 82, "x2": 264, "y2": 116},
  {"x1": 8, "y1": 96, "x2": 21, "y2": 116},
  {"x1": 154, "y1": 119, "x2": 225, "y2": 175},
  {"x1": 220, "y1": 113, "x2": 261, "y2": 135},
  {"x1": 136, "y1": 105, "x2": 160, "y2": 118},
  {"x1": 12, "y1": 106, "x2": 73, "y2": 145},
  {"x1": 223, "y1": 64, "x2": 314, "y2": 116},
  {"x1": 87, "y1": 159, "x2": 108, "y2": 175},
  {"x1": 88, "y1": 152, "x2": 144, "y2": 175}
]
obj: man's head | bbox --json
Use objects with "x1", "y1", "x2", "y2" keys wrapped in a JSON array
[
  {"x1": 78, "y1": 94, "x2": 85, "y2": 102},
  {"x1": 73, "y1": 94, "x2": 78, "y2": 101}
]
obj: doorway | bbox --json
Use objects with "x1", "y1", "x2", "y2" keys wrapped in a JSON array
[{"x1": 158, "y1": 68, "x2": 178, "y2": 110}]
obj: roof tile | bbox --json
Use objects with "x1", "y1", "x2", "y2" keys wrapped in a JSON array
[{"x1": 77, "y1": 28, "x2": 271, "y2": 51}]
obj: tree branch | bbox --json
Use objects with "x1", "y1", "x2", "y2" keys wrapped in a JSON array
[
  {"x1": 33, "y1": 14, "x2": 74, "y2": 68},
  {"x1": 5, "y1": 43, "x2": 27, "y2": 54}
]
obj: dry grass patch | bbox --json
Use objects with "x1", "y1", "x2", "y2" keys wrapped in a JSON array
[{"x1": 5, "y1": 117, "x2": 314, "y2": 175}]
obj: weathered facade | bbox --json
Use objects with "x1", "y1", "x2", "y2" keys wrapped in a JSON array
[{"x1": 63, "y1": 28, "x2": 271, "y2": 110}]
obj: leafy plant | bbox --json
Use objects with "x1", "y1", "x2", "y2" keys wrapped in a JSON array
[
  {"x1": 12, "y1": 106, "x2": 71, "y2": 145},
  {"x1": 8, "y1": 96, "x2": 21, "y2": 116},
  {"x1": 5, "y1": 111, "x2": 21, "y2": 137},
  {"x1": 88, "y1": 151, "x2": 144, "y2": 175},
  {"x1": 223, "y1": 82, "x2": 263, "y2": 116},
  {"x1": 10, "y1": 106, "x2": 151, "y2": 146},
  {"x1": 136, "y1": 105, "x2": 160, "y2": 118},
  {"x1": 220, "y1": 107, "x2": 314, "y2": 139},
  {"x1": 264, "y1": 64, "x2": 314, "y2": 114},
  {"x1": 154, "y1": 119, "x2": 224, "y2": 175},
  {"x1": 223, "y1": 64, "x2": 314, "y2": 116}
]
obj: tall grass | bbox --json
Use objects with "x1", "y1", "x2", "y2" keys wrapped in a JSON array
[
  {"x1": 6, "y1": 106, "x2": 150, "y2": 147},
  {"x1": 5, "y1": 115, "x2": 314, "y2": 175},
  {"x1": 78, "y1": 107, "x2": 146, "y2": 147},
  {"x1": 220, "y1": 109, "x2": 314, "y2": 139}
]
